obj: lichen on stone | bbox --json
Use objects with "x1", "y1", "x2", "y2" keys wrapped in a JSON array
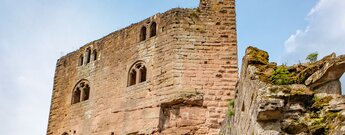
[
  {"x1": 246, "y1": 46, "x2": 269, "y2": 65},
  {"x1": 227, "y1": 99, "x2": 235, "y2": 117},
  {"x1": 312, "y1": 96, "x2": 333, "y2": 110}
]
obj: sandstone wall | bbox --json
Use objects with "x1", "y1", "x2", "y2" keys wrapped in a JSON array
[{"x1": 47, "y1": 0, "x2": 237, "y2": 135}]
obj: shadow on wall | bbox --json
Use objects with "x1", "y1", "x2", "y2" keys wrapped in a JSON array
[{"x1": 341, "y1": 75, "x2": 345, "y2": 95}]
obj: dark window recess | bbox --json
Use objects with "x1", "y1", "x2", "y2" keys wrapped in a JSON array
[
  {"x1": 128, "y1": 61, "x2": 147, "y2": 86},
  {"x1": 140, "y1": 66, "x2": 147, "y2": 82},
  {"x1": 82, "y1": 85, "x2": 90, "y2": 101},
  {"x1": 72, "y1": 88, "x2": 81, "y2": 104},
  {"x1": 72, "y1": 80, "x2": 90, "y2": 104},
  {"x1": 150, "y1": 22, "x2": 157, "y2": 37},
  {"x1": 140, "y1": 26, "x2": 147, "y2": 41},
  {"x1": 92, "y1": 50, "x2": 97, "y2": 61},
  {"x1": 79, "y1": 55, "x2": 84, "y2": 66},
  {"x1": 241, "y1": 102, "x2": 245, "y2": 112},
  {"x1": 85, "y1": 48, "x2": 91, "y2": 64},
  {"x1": 129, "y1": 69, "x2": 137, "y2": 86}
]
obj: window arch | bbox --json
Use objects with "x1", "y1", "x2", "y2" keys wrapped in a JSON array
[
  {"x1": 72, "y1": 88, "x2": 81, "y2": 104},
  {"x1": 92, "y1": 49, "x2": 97, "y2": 61},
  {"x1": 128, "y1": 61, "x2": 147, "y2": 86},
  {"x1": 79, "y1": 54, "x2": 84, "y2": 66},
  {"x1": 62, "y1": 132, "x2": 69, "y2": 135},
  {"x1": 129, "y1": 69, "x2": 137, "y2": 86},
  {"x1": 140, "y1": 26, "x2": 147, "y2": 42},
  {"x1": 139, "y1": 66, "x2": 147, "y2": 82},
  {"x1": 85, "y1": 48, "x2": 91, "y2": 64},
  {"x1": 72, "y1": 80, "x2": 90, "y2": 104},
  {"x1": 150, "y1": 22, "x2": 157, "y2": 37}
]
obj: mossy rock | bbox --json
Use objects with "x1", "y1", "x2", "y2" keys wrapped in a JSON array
[
  {"x1": 290, "y1": 87, "x2": 314, "y2": 96},
  {"x1": 246, "y1": 46, "x2": 269, "y2": 65},
  {"x1": 227, "y1": 100, "x2": 235, "y2": 117},
  {"x1": 312, "y1": 96, "x2": 333, "y2": 110},
  {"x1": 308, "y1": 112, "x2": 338, "y2": 135},
  {"x1": 282, "y1": 121, "x2": 308, "y2": 134},
  {"x1": 256, "y1": 64, "x2": 277, "y2": 82},
  {"x1": 295, "y1": 64, "x2": 322, "y2": 84},
  {"x1": 270, "y1": 66, "x2": 296, "y2": 85}
]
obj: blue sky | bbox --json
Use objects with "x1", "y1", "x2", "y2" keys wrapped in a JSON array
[{"x1": 1, "y1": 0, "x2": 345, "y2": 134}]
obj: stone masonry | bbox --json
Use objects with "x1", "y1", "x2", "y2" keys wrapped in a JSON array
[
  {"x1": 221, "y1": 47, "x2": 345, "y2": 135},
  {"x1": 47, "y1": 0, "x2": 238, "y2": 135}
]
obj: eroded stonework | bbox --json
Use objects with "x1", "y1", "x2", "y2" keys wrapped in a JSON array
[
  {"x1": 47, "y1": 0, "x2": 238, "y2": 135},
  {"x1": 221, "y1": 47, "x2": 345, "y2": 135}
]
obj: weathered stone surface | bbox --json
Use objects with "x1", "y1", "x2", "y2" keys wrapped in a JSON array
[
  {"x1": 305, "y1": 54, "x2": 345, "y2": 88},
  {"x1": 257, "y1": 98, "x2": 284, "y2": 121},
  {"x1": 221, "y1": 47, "x2": 345, "y2": 135},
  {"x1": 246, "y1": 46, "x2": 269, "y2": 65},
  {"x1": 313, "y1": 80, "x2": 342, "y2": 94},
  {"x1": 47, "y1": 0, "x2": 238, "y2": 135}
]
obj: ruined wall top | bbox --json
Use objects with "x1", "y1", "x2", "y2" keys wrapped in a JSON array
[
  {"x1": 199, "y1": 0, "x2": 235, "y2": 9},
  {"x1": 221, "y1": 46, "x2": 345, "y2": 135}
]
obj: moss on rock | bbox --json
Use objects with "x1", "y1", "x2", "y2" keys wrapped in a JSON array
[
  {"x1": 270, "y1": 66, "x2": 296, "y2": 85},
  {"x1": 312, "y1": 96, "x2": 333, "y2": 110},
  {"x1": 246, "y1": 46, "x2": 269, "y2": 65}
]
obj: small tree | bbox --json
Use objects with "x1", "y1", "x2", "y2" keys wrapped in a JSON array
[{"x1": 306, "y1": 52, "x2": 318, "y2": 62}]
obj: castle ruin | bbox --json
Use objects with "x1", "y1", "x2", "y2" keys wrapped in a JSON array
[{"x1": 47, "y1": 0, "x2": 238, "y2": 134}]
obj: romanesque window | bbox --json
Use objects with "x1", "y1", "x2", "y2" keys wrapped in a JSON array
[
  {"x1": 72, "y1": 80, "x2": 90, "y2": 104},
  {"x1": 140, "y1": 26, "x2": 147, "y2": 41},
  {"x1": 139, "y1": 66, "x2": 147, "y2": 82},
  {"x1": 79, "y1": 54, "x2": 84, "y2": 66},
  {"x1": 128, "y1": 61, "x2": 147, "y2": 86},
  {"x1": 72, "y1": 88, "x2": 81, "y2": 104},
  {"x1": 92, "y1": 49, "x2": 97, "y2": 61},
  {"x1": 150, "y1": 22, "x2": 157, "y2": 37},
  {"x1": 85, "y1": 48, "x2": 91, "y2": 64},
  {"x1": 129, "y1": 69, "x2": 137, "y2": 86}
]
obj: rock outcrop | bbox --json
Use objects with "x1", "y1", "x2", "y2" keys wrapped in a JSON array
[{"x1": 221, "y1": 47, "x2": 345, "y2": 135}]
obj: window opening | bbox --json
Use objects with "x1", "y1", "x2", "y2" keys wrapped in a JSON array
[
  {"x1": 85, "y1": 48, "x2": 91, "y2": 64},
  {"x1": 79, "y1": 55, "x2": 84, "y2": 66},
  {"x1": 82, "y1": 84, "x2": 90, "y2": 101},
  {"x1": 129, "y1": 69, "x2": 137, "y2": 86},
  {"x1": 72, "y1": 88, "x2": 81, "y2": 104},
  {"x1": 140, "y1": 66, "x2": 147, "y2": 83},
  {"x1": 72, "y1": 80, "x2": 90, "y2": 104},
  {"x1": 128, "y1": 61, "x2": 147, "y2": 86},
  {"x1": 150, "y1": 22, "x2": 157, "y2": 37},
  {"x1": 140, "y1": 26, "x2": 147, "y2": 41},
  {"x1": 92, "y1": 50, "x2": 97, "y2": 61}
]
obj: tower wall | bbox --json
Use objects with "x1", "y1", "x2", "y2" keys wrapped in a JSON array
[{"x1": 47, "y1": 0, "x2": 237, "y2": 134}]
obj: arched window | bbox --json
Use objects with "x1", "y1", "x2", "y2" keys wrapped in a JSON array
[
  {"x1": 128, "y1": 61, "x2": 147, "y2": 86},
  {"x1": 92, "y1": 49, "x2": 97, "y2": 61},
  {"x1": 140, "y1": 26, "x2": 147, "y2": 42},
  {"x1": 82, "y1": 84, "x2": 90, "y2": 101},
  {"x1": 72, "y1": 80, "x2": 90, "y2": 104},
  {"x1": 62, "y1": 132, "x2": 69, "y2": 135},
  {"x1": 129, "y1": 69, "x2": 137, "y2": 86},
  {"x1": 150, "y1": 22, "x2": 157, "y2": 37},
  {"x1": 72, "y1": 88, "x2": 81, "y2": 104},
  {"x1": 85, "y1": 48, "x2": 91, "y2": 64},
  {"x1": 79, "y1": 54, "x2": 84, "y2": 66},
  {"x1": 139, "y1": 66, "x2": 147, "y2": 82}
]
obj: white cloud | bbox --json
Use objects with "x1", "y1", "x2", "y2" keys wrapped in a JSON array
[
  {"x1": 284, "y1": 0, "x2": 345, "y2": 61},
  {"x1": 284, "y1": 0, "x2": 345, "y2": 93}
]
